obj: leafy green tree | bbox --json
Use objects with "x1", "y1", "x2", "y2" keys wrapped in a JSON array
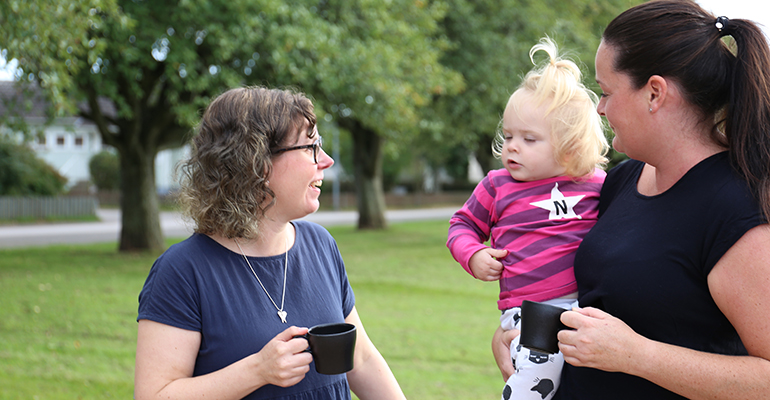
[
  {"x1": 1, "y1": 0, "x2": 463, "y2": 247},
  {"x1": 1, "y1": 1, "x2": 292, "y2": 250},
  {"x1": 270, "y1": 1, "x2": 464, "y2": 228},
  {"x1": 0, "y1": 136, "x2": 67, "y2": 196},
  {"x1": 1, "y1": 0, "x2": 637, "y2": 247}
]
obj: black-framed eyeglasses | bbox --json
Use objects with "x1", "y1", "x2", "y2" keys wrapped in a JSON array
[{"x1": 271, "y1": 136, "x2": 324, "y2": 164}]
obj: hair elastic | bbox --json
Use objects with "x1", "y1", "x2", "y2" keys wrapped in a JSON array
[{"x1": 715, "y1": 16, "x2": 729, "y2": 34}]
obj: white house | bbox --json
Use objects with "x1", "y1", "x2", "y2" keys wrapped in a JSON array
[{"x1": 0, "y1": 81, "x2": 187, "y2": 194}]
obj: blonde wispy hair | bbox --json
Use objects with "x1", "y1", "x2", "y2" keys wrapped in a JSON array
[{"x1": 493, "y1": 37, "x2": 609, "y2": 179}]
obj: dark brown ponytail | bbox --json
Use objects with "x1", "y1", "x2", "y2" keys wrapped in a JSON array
[{"x1": 722, "y1": 18, "x2": 770, "y2": 221}]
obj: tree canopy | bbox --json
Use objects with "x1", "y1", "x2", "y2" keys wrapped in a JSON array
[
  {"x1": 4, "y1": 0, "x2": 276, "y2": 250},
  {"x1": 1, "y1": 0, "x2": 639, "y2": 249}
]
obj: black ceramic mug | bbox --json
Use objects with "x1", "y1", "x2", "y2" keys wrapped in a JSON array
[
  {"x1": 519, "y1": 300, "x2": 568, "y2": 354},
  {"x1": 297, "y1": 322, "x2": 357, "y2": 375}
]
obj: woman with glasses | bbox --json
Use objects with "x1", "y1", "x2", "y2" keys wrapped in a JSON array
[{"x1": 134, "y1": 86, "x2": 406, "y2": 400}]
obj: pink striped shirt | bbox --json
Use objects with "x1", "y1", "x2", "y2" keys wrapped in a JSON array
[{"x1": 447, "y1": 168, "x2": 605, "y2": 310}]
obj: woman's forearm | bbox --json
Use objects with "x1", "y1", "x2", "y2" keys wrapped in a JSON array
[{"x1": 629, "y1": 338, "x2": 770, "y2": 400}]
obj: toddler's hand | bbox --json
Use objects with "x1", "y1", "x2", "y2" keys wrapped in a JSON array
[{"x1": 469, "y1": 247, "x2": 508, "y2": 281}]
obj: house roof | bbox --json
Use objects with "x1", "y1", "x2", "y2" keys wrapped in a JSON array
[
  {"x1": 0, "y1": 80, "x2": 50, "y2": 119},
  {"x1": 0, "y1": 80, "x2": 116, "y2": 123}
]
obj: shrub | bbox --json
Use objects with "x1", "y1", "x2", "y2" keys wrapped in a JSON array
[
  {"x1": 0, "y1": 136, "x2": 67, "y2": 196},
  {"x1": 89, "y1": 150, "x2": 120, "y2": 191}
]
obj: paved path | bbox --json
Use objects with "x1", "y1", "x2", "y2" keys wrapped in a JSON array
[{"x1": 0, "y1": 207, "x2": 457, "y2": 249}]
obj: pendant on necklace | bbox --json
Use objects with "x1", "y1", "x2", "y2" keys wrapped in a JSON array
[{"x1": 234, "y1": 238, "x2": 290, "y2": 325}]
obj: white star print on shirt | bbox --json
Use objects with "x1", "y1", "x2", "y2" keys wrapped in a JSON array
[{"x1": 529, "y1": 182, "x2": 585, "y2": 220}]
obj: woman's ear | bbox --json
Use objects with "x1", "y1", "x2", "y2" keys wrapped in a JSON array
[{"x1": 646, "y1": 75, "x2": 668, "y2": 113}]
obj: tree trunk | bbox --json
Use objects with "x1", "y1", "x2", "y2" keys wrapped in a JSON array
[
  {"x1": 474, "y1": 133, "x2": 499, "y2": 174},
  {"x1": 117, "y1": 145, "x2": 164, "y2": 252},
  {"x1": 346, "y1": 119, "x2": 387, "y2": 230}
]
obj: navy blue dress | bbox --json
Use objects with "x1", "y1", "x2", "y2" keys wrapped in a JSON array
[{"x1": 138, "y1": 220, "x2": 355, "y2": 399}]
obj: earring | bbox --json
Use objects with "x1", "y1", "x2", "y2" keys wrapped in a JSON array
[{"x1": 649, "y1": 108, "x2": 653, "y2": 113}]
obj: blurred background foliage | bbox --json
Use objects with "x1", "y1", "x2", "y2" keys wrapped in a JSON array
[
  {"x1": 0, "y1": 0, "x2": 639, "y2": 249},
  {"x1": 0, "y1": 135, "x2": 67, "y2": 196},
  {"x1": 88, "y1": 150, "x2": 119, "y2": 192}
]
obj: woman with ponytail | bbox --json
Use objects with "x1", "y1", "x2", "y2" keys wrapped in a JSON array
[{"x1": 545, "y1": 1, "x2": 770, "y2": 398}]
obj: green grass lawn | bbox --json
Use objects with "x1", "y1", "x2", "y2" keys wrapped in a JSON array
[{"x1": 0, "y1": 219, "x2": 503, "y2": 399}]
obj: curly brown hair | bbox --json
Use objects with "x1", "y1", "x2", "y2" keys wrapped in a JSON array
[{"x1": 176, "y1": 86, "x2": 316, "y2": 239}]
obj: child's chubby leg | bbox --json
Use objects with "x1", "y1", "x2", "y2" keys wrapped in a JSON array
[{"x1": 492, "y1": 309, "x2": 521, "y2": 381}]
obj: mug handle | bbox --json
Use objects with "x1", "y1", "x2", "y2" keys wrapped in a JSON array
[{"x1": 292, "y1": 334, "x2": 312, "y2": 353}]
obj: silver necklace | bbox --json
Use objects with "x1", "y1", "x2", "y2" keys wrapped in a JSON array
[{"x1": 234, "y1": 237, "x2": 288, "y2": 323}]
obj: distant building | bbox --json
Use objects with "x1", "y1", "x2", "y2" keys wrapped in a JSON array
[{"x1": 0, "y1": 81, "x2": 187, "y2": 193}]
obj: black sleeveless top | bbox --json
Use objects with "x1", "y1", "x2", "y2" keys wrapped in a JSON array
[{"x1": 556, "y1": 152, "x2": 764, "y2": 399}]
